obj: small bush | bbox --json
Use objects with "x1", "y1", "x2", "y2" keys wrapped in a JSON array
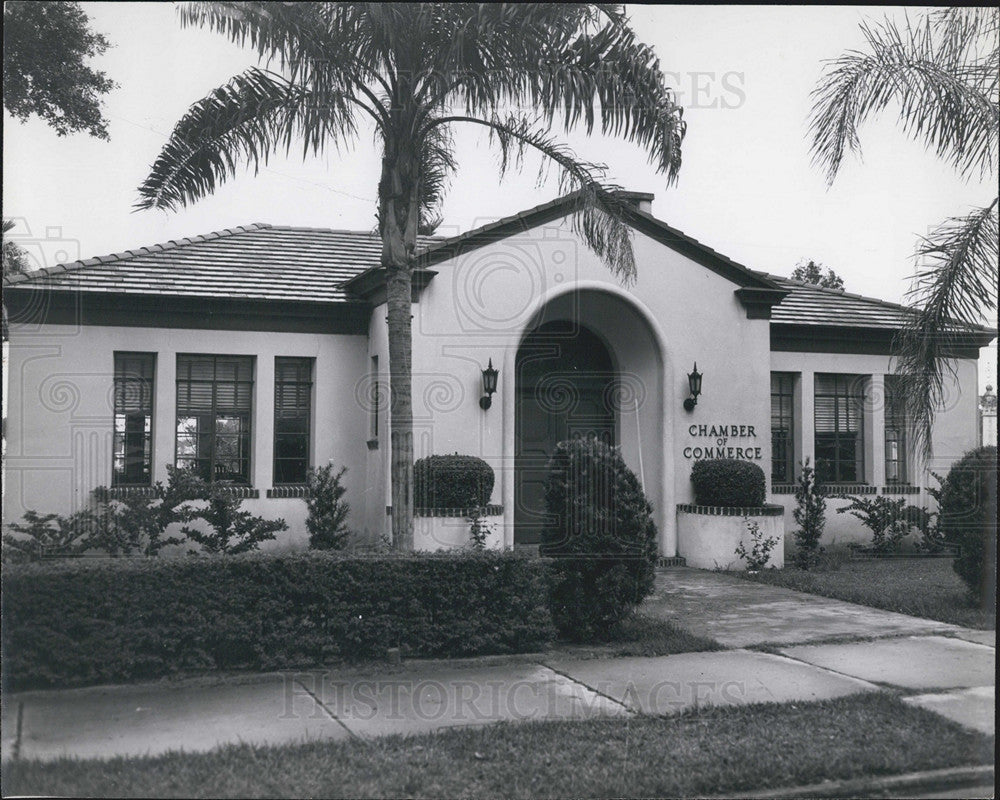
[
  {"x1": 690, "y1": 459, "x2": 765, "y2": 507},
  {"x1": 836, "y1": 495, "x2": 917, "y2": 554},
  {"x1": 306, "y1": 464, "x2": 351, "y2": 550},
  {"x1": 181, "y1": 489, "x2": 288, "y2": 555},
  {"x1": 414, "y1": 454, "x2": 494, "y2": 509},
  {"x1": 734, "y1": 518, "x2": 779, "y2": 571},
  {"x1": 541, "y1": 437, "x2": 658, "y2": 641},
  {"x1": 1, "y1": 551, "x2": 554, "y2": 690},
  {"x1": 3, "y1": 465, "x2": 205, "y2": 562},
  {"x1": 938, "y1": 446, "x2": 997, "y2": 601},
  {"x1": 2, "y1": 510, "x2": 93, "y2": 563},
  {"x1": 912, "y1": 472, "x2": 948, "y2": 554},
  {"x1": 791, "y1": 459, "x2": 826, "y2": 569}
]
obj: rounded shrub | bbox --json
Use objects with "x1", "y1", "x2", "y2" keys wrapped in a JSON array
[
  {"x1": 541, "y1": 437, "x2": 658, "y2": 641},
  {"x1": 414, "y1": 454, "x2": 495, "y2": 509},
  {"x1": 690, "y1": 459, "x2": 766, "y2": 507},
  {"x1": 938, "y1": 445, "x2": 996, "y2": 601}
]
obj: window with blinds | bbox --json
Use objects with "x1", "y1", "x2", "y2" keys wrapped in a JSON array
[
  {"x1": 274, "y1": 357, "x2": 313, "y2": 484},
  {"x1": 113, "y1": 352, "x2": 155, "y2": 486},
  {"x1": 884, "y1": 376, "x2": 908, "y2": 483},
  {"x1": 175, "y1": 355, "x2": 254, "y2": 483},
  {"x1": 814, "y1": 373, "x2": 866, "y2": 483},
  {"x1": 771, "y1": 372, "x2": 795, "y2": 483}
]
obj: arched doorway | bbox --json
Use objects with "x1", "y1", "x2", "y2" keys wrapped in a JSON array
[{"x1": 514, "y1": 320, "x2": 617, "y2": 544}]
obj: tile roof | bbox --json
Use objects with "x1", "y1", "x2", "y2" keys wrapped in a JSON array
[
  {"x1": 766, "y1": 275, "x2": 995, "y2": 335},
  {"x1": 3, "y1": 224, "x2": 440, "y2": 303},
  {"x1": 5, "y1": 211, "x2": 993, "y2": 338},
  {"x1": 767, "y1": 275, "x2": 913, "y2": 329}
]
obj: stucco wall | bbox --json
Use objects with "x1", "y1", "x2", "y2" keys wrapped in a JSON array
[
  {"x1": 769, "y1": 349, "x2": 981, "y2": 549},
  {"x1": 3, "y1": 324, "x2": 370, "y2": 546},
  {"x1": 409, "y1": 216, "x2": 773, "y2": 556}
]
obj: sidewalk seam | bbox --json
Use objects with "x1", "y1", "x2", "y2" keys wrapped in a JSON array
[
  {"x1": 293, "y1": 677, "x2": 361, "y2": 741},
  {"x1": 538, "y1": 662, "x2": 637, "y2": 715},
  {"x1": 761, "y1": 649, "x2": 891, "y2": 690}
]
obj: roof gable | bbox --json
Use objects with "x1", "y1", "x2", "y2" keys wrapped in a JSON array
[{"x1": 415, "y1": 191, "x2": 784, "y2": 293}]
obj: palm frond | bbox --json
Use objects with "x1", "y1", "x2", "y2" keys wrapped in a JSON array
[
  {"x1": 414, "y1": 3, "x2": 686, "y2": 184},
  {"x1": 810, "y1": 10, "x2": 999, "y2": 185},
  {"x1": 893, "y1": 199, "x2": 999, "y2": 457},
  {"x1": 416, "y1": 125, "x2": 456, "y2": 235},
  {"x1": 431, "y1": 113, "x2": 638, "y2": 283},
  {"x1": 136, "y1": 68, "x2": 356, "y2": 211}
]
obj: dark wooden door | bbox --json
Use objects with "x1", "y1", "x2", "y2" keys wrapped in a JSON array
[{"x1": 515, "y1": 322, "x2": 615, "y2": 544}]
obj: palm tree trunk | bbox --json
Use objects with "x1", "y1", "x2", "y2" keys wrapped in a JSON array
[
  {"x1": 386, "y1": 264, "x2": 413, "y2": 551},
  {"x1": 380, "y1": 135, "x2": 419, "y2": 552}
]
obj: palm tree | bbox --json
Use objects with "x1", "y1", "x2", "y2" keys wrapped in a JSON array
[
  {"x1": 136, "y1": 2, "x2": 686, "y2": 550},
  {"x1": 809, "y1": 7, "x2": 999, "y2": 457}
]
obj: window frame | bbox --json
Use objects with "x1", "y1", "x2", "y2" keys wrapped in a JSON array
[
  {"x1": 273, "y1": 356, "x2": 314, "y2": 486},
  {"x1": 112, "y1": 351, "x2": 156, "y2": 487},
  {"x1": 814, "y1": 373, "x2": 867, "y2": 484},
  {"x1": 175, "y1": 354, "x2": 255, "y2": 485},
  {"x1": 883, "y1": 375, "x2": 909, "y2": 484},
  {"x1": 770, "y1": 372, "x2": 795, "y2": 484}
]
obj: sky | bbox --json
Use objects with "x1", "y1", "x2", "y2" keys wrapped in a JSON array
[{"x1": 3, "y1": 3, "x2": 997, "y2": 381}]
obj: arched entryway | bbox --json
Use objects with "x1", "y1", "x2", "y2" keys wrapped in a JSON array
[{"x1": 514, "y1": 320, "x2": 617, "y2": 544}]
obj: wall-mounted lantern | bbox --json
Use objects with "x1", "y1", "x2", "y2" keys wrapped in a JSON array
[
  {"x1": 683, "y1": 362, "x2": 702, "y2": 412},
  {"x1": 480, "y1": 359, "x2": 499, "y2": 410}
]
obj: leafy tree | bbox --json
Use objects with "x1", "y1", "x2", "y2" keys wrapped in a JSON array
[
  {"x1": 3, "y1": 1, "x2": 117, "y2": 139},
  {"x1": 790, "y1": 459, "x2": 826, "y2": 569},
  {"x1": 2, "y1": 220, "x2": 31, "y2": 340},
  {"x1": 791, "y1": 259, "x2": 845, "y2": 290},
  {"x1": 136, "y1": 2, "x2": 687, "y2": 550},
  {"x1": 2, "y1": 220, "x2": 31, "y2": 279},
  {"x1": 305, "y1": 464, "x2": 352, "y2": 550},
  {"x1": 810, "y1": 7, "x2": 999, "y2": 457}
]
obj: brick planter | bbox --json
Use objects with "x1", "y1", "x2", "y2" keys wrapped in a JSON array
[{"x1": 676, "y1": 503, "x2": 785, "y2": 571}]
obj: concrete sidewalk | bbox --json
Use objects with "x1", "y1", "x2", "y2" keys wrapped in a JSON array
[
  {"x1": 1, "y1": 567, "x2": 994, "y2": 763},
  {"x1": 2, "y1": 648, "x2": 881, "y2": 762},
  {"x1": 643, "y1": 568, "x2": 971, "y2": 647}
]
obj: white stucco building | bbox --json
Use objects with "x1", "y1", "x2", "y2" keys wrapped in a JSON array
[{"x1": 3, "y1": 192, "x2": 994, "y2": 558}]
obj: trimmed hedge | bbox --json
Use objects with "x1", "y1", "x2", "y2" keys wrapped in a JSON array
[
  {"x1": 690, "y1": 459, "x2": 766, "y2": 507},
  {"x1": 541, "y1": 437, "x2": 658, "y2": 641},
  {"x1": 938, "y1": 445, "x2": 997, "y2": 601},
  {"x1": 414, "y1": 454, "x2": 495, "y2": 509},
  {"x1": 1, "y1": 551, "x2": 554, "y2": 691}
]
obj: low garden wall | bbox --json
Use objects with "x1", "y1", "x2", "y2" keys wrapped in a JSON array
[
  {"x1": 1, "y1": 551, "x2": 553, "y2": 691},
  {"x1": 676, "y1": 504, "x2": 785, "y2": 571},
  {"x1": 413, "y1": 506, "x2": 505, "y2": 551}
]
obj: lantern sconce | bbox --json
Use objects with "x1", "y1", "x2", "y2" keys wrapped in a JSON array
[
  {"x1": 480, "y1": 359, "x2": 499, "y2": 410},
  {"x1": 683, "y1": 362, "x2": 702, "y2": 412}
]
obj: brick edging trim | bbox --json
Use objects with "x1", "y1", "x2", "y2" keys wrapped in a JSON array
[
  {"x1": 386, "y1": 505, "x2": 504, "y2": 517},
  {"x1": 677, "y1": 504, "x2": 784, "y2": 517}
]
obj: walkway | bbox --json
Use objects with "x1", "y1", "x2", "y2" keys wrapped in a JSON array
[{"x1": 1, "y1": 568, "x2": 993, "y2": 765}]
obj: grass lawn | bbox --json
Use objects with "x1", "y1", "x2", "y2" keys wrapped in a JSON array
[
  {"x1": 549, "y1": 613, "x2": 724, "y2": 659},
  {"x1": 740, "y1": 556, "x2": 995, "y2": 629},
  {"x1": 3, "y1": 693, "x2": 991, "y2": 798}
]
